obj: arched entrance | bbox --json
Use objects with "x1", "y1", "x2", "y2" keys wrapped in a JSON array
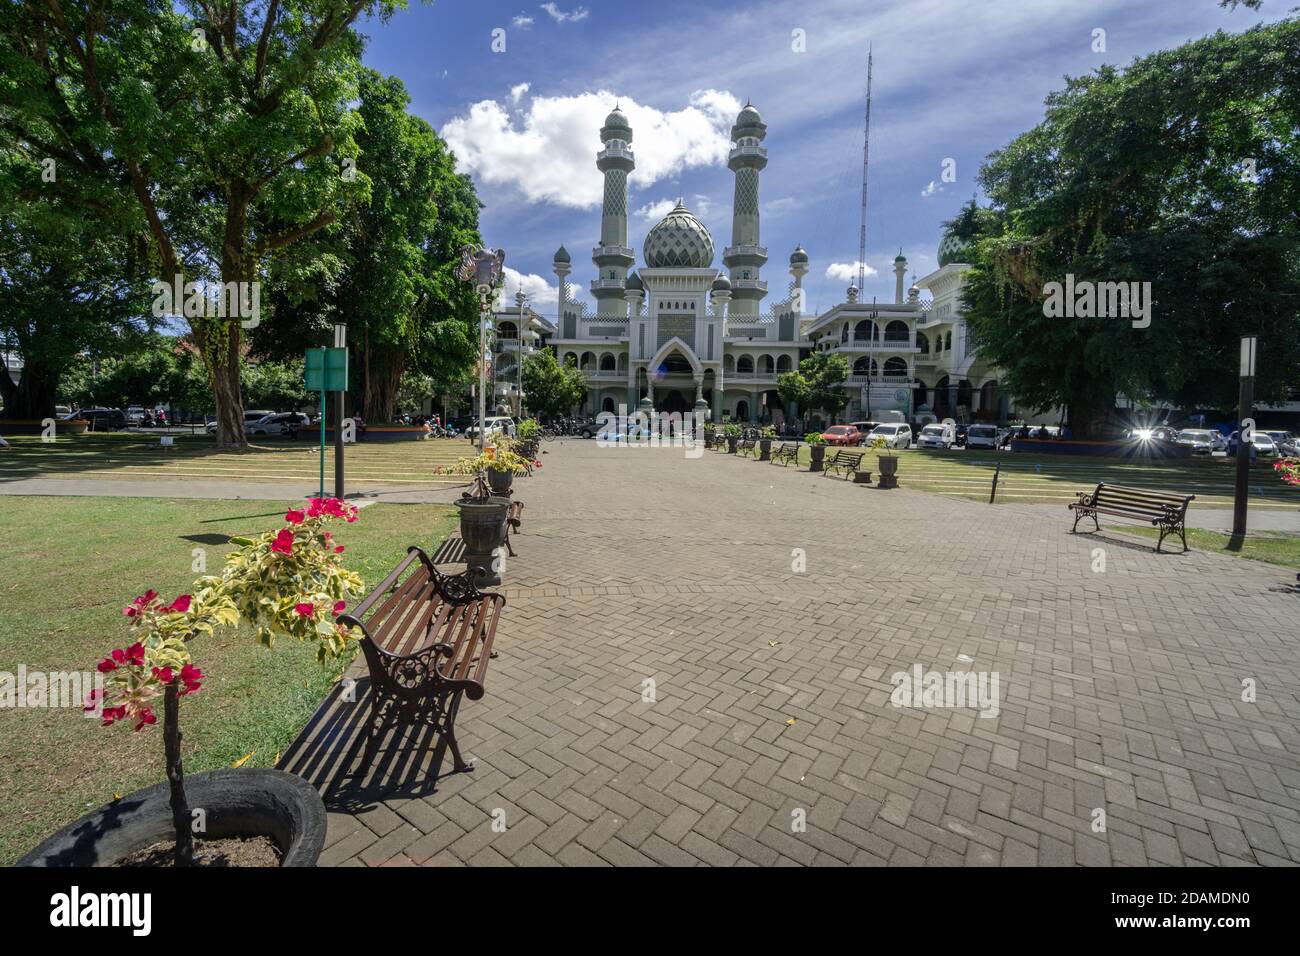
[
  {"x1": 659, "y1": 390, "x2": 690, "y2": 416},
  {"x1": 735, "y1": 400, "x2": 750, "y2": 422}
]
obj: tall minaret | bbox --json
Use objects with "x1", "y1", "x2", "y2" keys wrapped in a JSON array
[
  {"x1": 553, "y1": 245, "x2": 571, "y2": 334},
  {"x1": 593, "y1": 106, "x2": 635, "y2": 318},
  {"x1": 789, "y1": 245, "x2": 809, "y2": 314},
  {"x1": 893, "y1": 250, "x2": 908, "y2": 304},
  {"x1": 723, "y1": 102, "x2": 769, "y2": 319}
]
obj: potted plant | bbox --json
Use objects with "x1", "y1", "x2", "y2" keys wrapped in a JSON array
[
  {"x1": 758, "y1": 426, "x2": 776, "y2": 461},
  {"x1": 724, "y1": 422, "x2": 742, "y2": 454},
  {"x1": 515, "y1": 418, "x2": 541, "y2": 459},
  {"x1": 805, "y1": 432, "x2": 827, "y2": 472},
  {"x1": 437, "y1": 452, "x2": 536, "y2": 584},
  {"x1": 870, "y1": 435, "x2": 899, "y2": 488},
  {"x1": 20, "y1": 499, "x2": 366, "y2": 867},
  {"x1": 439, "y1": 444, "x2": 535, "y2": 497}
]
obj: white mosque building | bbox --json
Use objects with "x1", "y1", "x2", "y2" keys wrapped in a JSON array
[{"x1": 490, "y1": 103, "x2": 1011, "y2": 426}]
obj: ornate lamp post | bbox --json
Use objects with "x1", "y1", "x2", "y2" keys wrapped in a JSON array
[{"x1": 456, "y1": 245, "x2": 506, "y2": 453}]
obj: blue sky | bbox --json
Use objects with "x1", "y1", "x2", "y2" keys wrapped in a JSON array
[{"x1": 357, "y1": 0, "x2": 1283, "y2": 319}]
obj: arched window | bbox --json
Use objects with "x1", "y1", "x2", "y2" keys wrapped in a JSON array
[
  {"x1": 853, "y1": 357, "x2": 876, "y2": 375},
  {"x1": 854, "y1": 320, "x2": 876, "y2": 342},
  {"x1": 916, "y1": 332, "x2": 929, "y2": 355},
  {"x1": 760, "y1": 355, "x2": 775, "y2": 374},
  {"x1": 945, "y1": 331, "x2": 953, "y2": 351},
  {"x1": 884, "y1": 357, "x2": 908, "y2": 378},
  {"x1": 599, "y1": 353, "x2": 616, "y2": 371},
  {"x1": 723, "y1": 354, "x2": 735, "y2": 373},
  {"x1": 564, "y1": 353, "x2": 578, "y2": 367},
  {"x1": 580, "y1": 351, "x2": 595, "y2": 371},
  {"x1": 841, "y1": 323, "x2": 849, "y2": 343},
  {"x1": 885, "y1": 320, "x2": 909, "y2": 343},
  {"x1": 498, "y1": 321, "x2": 518, "y2": 339},
  {"x1": 737, "y1": 355, "x2": 754, "y2": 374},
  {"x1": 602, "y1": 396, "x2": 616, "y2": 413},
  {"x1": 736, "y1": 400, "x2": 749, "y2": 421},
  {"x1": 617, "y1": 353, "x2": 628, "y2": 372},
  {"x1": 776, "y1": 355, "x2": 792, "y2": 372}
]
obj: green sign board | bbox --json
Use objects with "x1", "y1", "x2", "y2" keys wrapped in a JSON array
[{"x1": 304, "y1": 347, "x2": 348, "y2": 392}]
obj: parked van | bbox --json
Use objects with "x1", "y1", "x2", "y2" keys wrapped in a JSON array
[
  {"x1": 916, "y1": 422, "x2": 955, "y2": 449},
  {"x1": 966, "y1": 424, "x2": 1000, "y2": 449}
]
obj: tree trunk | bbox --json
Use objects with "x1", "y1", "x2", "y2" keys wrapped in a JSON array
[
  {"x1": 1067, "y1": 386, "x2": 1118, "y2": 439},
  {"x1": 0, "y1": 356, "x2": 58, "y2": 420},
  {"x1": 163, "y1": 683, "x2": 194, "y2": 867},
  {"x1": 192, "y1": 194, "x2": 253, "y2": 448},
  {"x1": 361, "y1": 346, "x2": 403, "y2": 424}
]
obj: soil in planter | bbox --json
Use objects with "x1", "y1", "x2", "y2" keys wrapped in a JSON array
[{"x1": 116, "y1": 835, "x2": 282, "y2": 867}]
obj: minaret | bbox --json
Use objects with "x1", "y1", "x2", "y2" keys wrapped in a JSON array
[
  {"x1": 593, "y1": 106, "x2": 635, "y2": 318},
  {"x1": 894, "y1": 251, "x2": 908, "y2": 304},
  {"x1": 789, "y1": 245, "x2": 809, "y2": 314},
  {"x1": 723, "y1": 102, "x2": 769, "y2": 319},
  {"x1": 553, "y1": 245, "x2": 571, "y2": 335}
]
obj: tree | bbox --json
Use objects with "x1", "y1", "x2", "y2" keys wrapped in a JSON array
[
  {"x1": 243, "y1": 359, "x2": 308, "y2": 412},
  {"x1": 779, "y1": 351, "x2": 849, "y2": 420},
  {"x1": 522, "y1": 349, "x2": 587, "y2": 420},
  {"x1": 255, "y1": 70, "x2": 481, "y2": 423},
  {"x1": 960, "y1": 20, "x2": 1300, "y2": 437},
  {"x1": 1, "y1": 1, "x2": 406, "y2": 444}
]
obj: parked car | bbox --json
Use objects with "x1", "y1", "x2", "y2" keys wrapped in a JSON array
[
  {"x1": 78, "y1": 407, "x2": 128, "y2": 431},
  {"x1": 125, "y1": 406, "x2": 146, "y2": 424},
  {"x1": 870, "y1": 423, "x2": 913, "y2": 449},
  {"x1": 464, "y1": 416, "x2": 515, "y2": 440},
  {"x1": 1176, "y1": 429, "x2": 1219, "y2": 455},
  {"x1": 205, "y1": 410, "x2": 274, "y2": 435},
  {"x1": 1265, "y1": 431, "x2": 1299, "y2": 456},
  {"x1": 822, "y1": 424, "x2": 863, "y2": 447},
  {"x1": 247, "y1": 412, "x2": 312, "y2": 437},
  {"x1": 916, "y1": 422, "x2": 955, "y2": 449},
  {"x1": 849, "y1": 421, "x2": 881, "y2": 437},
  {"x1": 966, "y1": 424, "x2": 1000, "y2": 450}
]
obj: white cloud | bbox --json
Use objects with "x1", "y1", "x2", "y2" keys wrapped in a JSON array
[
  {"x1": 509, "y1": 82, "x2": 530, "y2": 104},
  {"x1": 511, "y1": 14, "x2": 534, "y2": 28},
  {"x1": 496, "y1": 267, "x2": 581, "y2": 313},
  {"x1": 635, "y1": 198, "x2": 678, "y2": 223},
  {"x1": 540, "y1": 3, "x2": 588, "y2": 23},
  {"x1": 825, "y1": 261, "x2": 879, "y2": 283},
  {"x1": 920, "y1": 181, "x2": 941, "y2": 197},
  {"x1": 442, "y1": 89, "x2": 741, "y2": 209}
]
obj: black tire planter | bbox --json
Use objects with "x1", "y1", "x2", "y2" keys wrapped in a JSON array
[
  {"x1": 809, "y1": 444, "x2": 826, "y2": 472},
  {"x1": 486, "y1": 466, "x2": 514, "y2": 497},
  {"x1": 17, "y1": 768, "x2": 326, "y2": 867},
  {"x1": 727, "y1": 436, "x2": 739, "y2": 454},
  {"x1": 455, "y1": 495, "x2": 511, "y2": 586},
  {"x1": 878, "y1": 454, "x2": 899, "y2": 488},
  {"x1": 758, "y1": 438, "x2": 772, "y2": 461}
]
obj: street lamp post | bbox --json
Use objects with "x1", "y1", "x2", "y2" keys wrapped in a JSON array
[
  {"x1": 455, "y1": 246, "x2": 506, "y2": 454},
  {"x1": 333, "y1": 321, "x2": 347, "y2": 500},
  {"x1": 1232, "y1": 335, "x2": 1257, "y2": 542},
  {"x1": 516, "y1": 291, "x2": 528, "y2": 419}
]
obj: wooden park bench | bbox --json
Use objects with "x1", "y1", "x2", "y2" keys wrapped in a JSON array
[
  {"x1": 823, "y1": 449, "x2": 871, "y2": 483},
  {"x1": 1068, "y1": 482, "x2": 1195, "y2": 553},
  {"x1": 736, "y1": 437, "x2": 758, "y2": 457},
  {"x1": 337, "y1": 546, "x2": 505, "y2": 775},
  {"x1": 503, "y1": 500, "x2": 524, "y2": 556},
  {"x1": 771, "y1": 442, "x2": 800, "y2": 466}
]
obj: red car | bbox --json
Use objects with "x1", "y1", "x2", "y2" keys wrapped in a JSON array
[{"x1": 822, "y1": 425, "x2": 862, "y2": 446}]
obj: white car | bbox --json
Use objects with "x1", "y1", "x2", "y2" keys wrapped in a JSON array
[
  {"x1": 1250, "y1": 433, "x2": 1278, "y2": 458},
  {"x1": 206, "y1": 410, "x2": 274, "y2": 435},
  {"x1": 1176, "y1": 429, "x2": 1218, "y2": 455},
  {"x1": 966, "y1": 424, "x2": 1000, "y2": 450},
  {"x1": 465, "y1": 416, "x2": 515, "y2": 440},
  {"x1": 1265, "y1": 431, "x2": 1298, "y2": 456},
  {"x1": 246, "y1": 412, "x2": 312, "y2": 436},
  {"x1": 916, "y1": 423, "x2": 954, "y2": 449},
  {"x1": 870, "y1": 423, "x2": 913, "y2": 449}
]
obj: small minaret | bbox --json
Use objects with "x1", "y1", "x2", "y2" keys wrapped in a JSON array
[
  {"x1": 723, "y1": 102, "x2": 769, "y2": 319},
  {"x1": 893, "y1": 250, "x2": 908, "y2": 304},
  {"x1": 711, "y1": 273, "x2": 732, "y2": 328},
  {"x1": 624, "y1": 271, "x2": 644, "y2": 321},
  {"x1": 593, "y1": 106, "x2": 635, "y2": 318},
  {"x1": 847, "y1": 284, "x2": 859, "y2": 304},
  {"x1": 789, "y1": 245, "x2": 809, "y2": 314},
  {"x1": 553, "y1": 245, "x2": 571, "y2": 334}
]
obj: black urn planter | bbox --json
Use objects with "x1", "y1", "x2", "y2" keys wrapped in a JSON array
[
  {"x1": 758, "y1": 438, "x2": 772, "y2": 461},
  {"x1": 486, "y1": 466, "x2": 515, "y2": 497},
  {"x1": 877, "y1": 454, "x2": 899, "y2": 488},
  {"x1": 727, "y1": 436, "x2": 739, "y2": 454},
  {"x1": 17, "y1": 769, "x2": 326, "y2": 867},
  {"x1": 455, "y1": 495, "x2": 511, "y2": 585},
  {"x1": 809, "y1": 444, "x2": 826, "y2": 472}
]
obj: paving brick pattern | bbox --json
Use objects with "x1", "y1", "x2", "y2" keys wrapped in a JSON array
[{"x1": 283, "y1": 441, "x2": 1300, "y2": 866}]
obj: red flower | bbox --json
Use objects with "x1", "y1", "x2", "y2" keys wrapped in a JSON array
[
  {"x1": 285, "y1": 508, "x2": 306, "y2": 525},
  {"x1": 134, "y1": 708, "x2": 157, "y2": 732},
  {"x1": 122, "y1": 589, "x2": 158, "y2": 617},
  {"x1": 295, "y1": 602, "x2": 315, "y2": 617},
  {"x1": 179, "y1": 664, "x2": 203, "y2": 696},
  {"x1": 333, "y1": 600, "x2": 347, "y2": 615},
  {"x1": 101, "y1": 705, "x2": 127, "y2": 727},
  {"x1": 271, "y1": 529, "x2": 295, "y2": 555},
  {"x1": 334, "y1": 545, "x2": 345, "y2": 553},
  {"x1": 163, "y1": 595, "x2": 191, "y2": 614},
  {"x1": 534, "y1": 460, "x2": 543, "y2": 468},
  {"x1": 151, "y1": 666, "x2": 175, "y2": 684},
  {"x1": 306, "y1": 498, "x2": 326, "y2": 518},
  {"x1": 97, "y1": 657, "x2": 118, "y2": 673},
  {"x1": 124, "y1": 643, "x2": 146, "y2": 666}
]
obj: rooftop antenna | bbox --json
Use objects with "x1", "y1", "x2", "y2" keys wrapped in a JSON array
[{"x1": 857, "y1": 45, "x2": 874, "y2": 293}]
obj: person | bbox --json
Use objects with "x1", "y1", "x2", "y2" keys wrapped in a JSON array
[{"x1": 156, "y1": 408, "x2": 167, "y2": 426}]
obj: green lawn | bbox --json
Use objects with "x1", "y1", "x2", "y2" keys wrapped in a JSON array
[
  {"x1": 1107, "y1": 524, "x2": 1300, "y2": 570},
  {"x1": 753, "y1": 444, "x2": 1299, "y2": 509},
  {"x1": 0, "y1": 495, "x2": 455, "y2": 865}
]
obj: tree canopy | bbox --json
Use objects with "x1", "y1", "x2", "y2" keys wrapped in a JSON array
[
  {"x1": 778, "y1": 351, "x2": 850, "y2": 420},
  {"x1": 522, "y1": 349, "x2": 587, "y2": 420}
]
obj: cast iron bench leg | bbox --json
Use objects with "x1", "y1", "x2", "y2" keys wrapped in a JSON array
[{"x1": 445, "y1": 690, "x2": 473, "y2": 773}]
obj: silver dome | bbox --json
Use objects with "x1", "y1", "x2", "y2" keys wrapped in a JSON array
[{"x1": 643, "y1": 201, "x2": 714, "y2": 269}]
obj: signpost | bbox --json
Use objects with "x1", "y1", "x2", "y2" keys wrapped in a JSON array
[
  {"x1": 304, "y1": 347, "x2": 348, "y2": 500},
  {"x1": 1231, "y1": 335, "x2": 1256, "y2": 543}
]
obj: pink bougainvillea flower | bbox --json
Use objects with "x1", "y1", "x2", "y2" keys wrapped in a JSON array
[
  {"x1": 124, "y1": 643, "x2": 146, "y2": 667},
  {"x1": 306, "y1": 498, "x2": 326, "y2": 518},
  {"x1": 295, "y1": 602, "x2": 315, "y2": 617},
  {"x1": 333, "y1": 600, "x2": 347, "y2": 615},
  {"x1": 101, "y1": 705, "x2": 127, "y2": 727},
  {"x1": 134, "y1": 708, "x2": 157, "y2": 732},
  {"x1": 122, "y1": 604, "x2": 140, "y2": 618},
  {"x1": 163, "y1": 594, "x2": 191, "y2": 614},
  {"x1": 97, "y1": 656, "x2": 118, "y2": 673},
  {"x1": 271, "y1": 528, "x2": 295, "y2": 555},
  {"x1": 123, "y1": 589, "x2": 159, "y2": 617},
  {"x1": 534, "y1": 460, "x2": 543, "y2": 468},
  {"x1": 334, "y1": 545, "x2": 345, "y2": 554},
  {"x1": 285, "y1": 508, "x2": 306, "y2": 525},
  {"x1": 179, "y1": 664, "x2": 203, "y2": 696},
  {"x1": 151, "y1": 666, "x2": 175, "y2": 684}
]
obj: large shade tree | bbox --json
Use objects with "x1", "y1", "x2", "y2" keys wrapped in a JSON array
[
  {"x1": 960, "y1": 18, "x2": 1300, "y2": 437},
  {"x1": 0, "y1": 0, "x2": 406, "y2": 444}
]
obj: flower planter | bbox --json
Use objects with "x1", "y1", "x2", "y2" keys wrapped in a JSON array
[
  {"x1": 808, "y1": 444, "x2": 826, "y2": 472},
  {"x1": 758, "y1": 438, "x2": 772, "y2": 461},
  {"x1": 877, "y1": 454, "x2": 899, "y2": 489},
  {"x1": 727, "y1": 436, "x2": 739, "y2": 454},
  {"x1": 455, "y1": 496, "x2": 511, "y2": 585},
  {"x1": 17, "y1": 768, "x2": 326, "y2": 867},
  {"x1": 486, "y1": 466, "x2": 514, "y2": 497}
]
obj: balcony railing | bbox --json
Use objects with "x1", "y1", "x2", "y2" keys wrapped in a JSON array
[
  {"x1": 722, "y1": 244, "x2": 768, "y2": 262},
  {"x1": 837, "y1": 333, "x2": 917, "y2": 350},
  {"x1": 592, "y1": 244, "x2": 634, "y2": 261},
  {"x1": 847, "y1": 372, "x2": 914, "y2": 385},
  {"x1": 590, "y1": 279, "x2": 625, "y2": 292}
]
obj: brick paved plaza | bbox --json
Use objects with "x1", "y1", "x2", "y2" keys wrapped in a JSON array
[{"x1": 286, "y1": 441, "x2": 1300, "y2": 866}]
